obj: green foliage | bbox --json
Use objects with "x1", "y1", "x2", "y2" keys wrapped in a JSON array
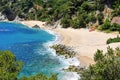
[
  {"x1": 81, "y1": 1, "x2": 95, "y2": 12},
  {"x1": 0, "y1": 0, "x2": 120, "y2": 28},
  {"x1": 0, "y1": 0, "x2": 44, "y2": 20},
  {"x1": 107, "y1": 36, "x2": 120, "y2": 44},
  {"x1": 61, "y1": 14, "x2": 71, "y2": 28},
  {"x1": 19, "y1": 73, "x2": 57, "y2": 80},
  {"x1": 97, "y1": 12, "x2": 104, "y2": 25},
  {"x1": 0, "y1": 50, "x2": 58, "y2": 80},
  {"x1": 100, "y1": 19, "x2": 111, "y2": 30},
  {"x1": 72, "y1": 11, "x2": 96, "y2": 28},
  {"x1": 100, "y1": 19, "x2": 120, "y2": 33},
  {"x1": 112, "y1": 0, "x2": 120, "y2": 17},
  {"x1": 110, "y1": 23, "x2": 120, "y2": 32},
  {"x1": 48, "y1": 74, "x2": 57, "y2": 80},
  {"x1": 86, "y1": 12, "x2": 96, "y2": 23},
  {"x1": 61, "y1": 18, "x2": 71, "y2": 28},
  {"x1": 72, "y1": 18, "x2": 81, "y2": 28},
  {"x1": 80, "y1": 47, "x2": 120, "y2": 80},
  {"x1": 0, "y1": 50, "x2": 23, "y2": 80}
]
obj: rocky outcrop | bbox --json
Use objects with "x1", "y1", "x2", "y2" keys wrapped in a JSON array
[
  {"x1": 51, "y1": 44, "x2": 76, "y2": 59},
  {"x1": 2, "y1": 8, "x2": 16, "y2": 21},
  {"x1": 103, "y1": 5, "x2": 113, "y2": 21},
  {"x1": 111, "y1": 17, "x2": 120, "y2": 25},
  {"x1": 32, "y1": 25, "x2": 40, "y2": 28}
]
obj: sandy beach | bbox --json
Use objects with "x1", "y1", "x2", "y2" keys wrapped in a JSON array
[{"x1": 22, "y1": 21, "x2": 120, "y2": 67}]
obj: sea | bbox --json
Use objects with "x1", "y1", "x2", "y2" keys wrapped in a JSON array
[{"x1": 0, "y1": 22, "x2": 80, "y2": 80}]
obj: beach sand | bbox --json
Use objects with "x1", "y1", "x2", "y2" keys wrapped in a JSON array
[{"x1": 22, "y1": 21, "x2": 120, "y2": 67}]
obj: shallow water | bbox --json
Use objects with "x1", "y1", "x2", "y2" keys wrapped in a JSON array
[{"x1": 0, "y1": 22, "x2": 79, "y2": 80}]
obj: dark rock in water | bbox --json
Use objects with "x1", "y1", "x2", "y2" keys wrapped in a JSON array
[
  {"x1": 51, "y1": 44, "x2": 76, "y2": 59},
  {"x1": 2, "y1": 8, "x2": 16, "y2": 21},
  {"x1": 32, "y1": 25, "x2": 40, "y2": 28}
]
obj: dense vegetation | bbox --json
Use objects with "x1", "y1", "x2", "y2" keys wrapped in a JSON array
[
  {"x1": 37, "y1": 0, "x2": 120, "y2": 28},
  {"x1": 0, "y1": 0, "x2": 120, "y2": 29},
  {"x1": 19, "y1": 74, "x2": 57, "y2": 80},
  {"x1": 107, "y1": 36, "x2": 120, "y2": 44},
  {"x1": 80, "y1": 47, "x2": 120, "y2": 80},
  {"x1": 0, "y1": 51, "x2": 23, "y2": 80},
  {"x1": 99, "y1": 19, "x2": 120, "y2": 32},
  {"x1": 0, "y1": 50, "x2": 57, "y2": 80}
]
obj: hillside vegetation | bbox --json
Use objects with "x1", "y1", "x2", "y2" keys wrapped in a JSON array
[
  {"x1": 0, "y1": 50, "x2": 57, "y2": 80},
  {"x1": 0, "y1": 0, "x2": 120, "y2": 29},
  {"x1": 80, "y1": 47, "x2": 120, "y2": 80}
]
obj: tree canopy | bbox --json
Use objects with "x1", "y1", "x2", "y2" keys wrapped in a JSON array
[
  {"x1": 0, "y1": 50, "x2": 23, "y2": 80},
  {"x1": 0, "y1": 0, "x2": 120, "y2": 28},
  {"x1": 80, "y1": 47, "x2": 120, "y2": 80},
  {"x1": 0, "y1": 50, "x2": 58, "y2": 80}
]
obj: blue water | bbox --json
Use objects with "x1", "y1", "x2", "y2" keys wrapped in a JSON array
[{"x1": 0, "y1": 22, "x2": 66, "y2": 77}]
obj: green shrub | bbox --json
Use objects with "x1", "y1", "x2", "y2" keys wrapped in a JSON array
[
  {"x1": 100, "y1": 19, "x2": 111, "y2": 30},
  {"x1": 97, "y1": 12, "x2": 104, "y2": 25},
  {"x1": 61, "y1": 17, "x2": 71, "y2": 28},
  {"x1": 107, "y1": 36, "x2": 120, "y2": 44},
  {"x1": 72, "y1": 18, "x2": 81, "y2": 28},
  {"x1": 0, "y1": 51, "x2": 23, "y2": 80},
  {"x1": 19, "y1": 74, "x2": 57, "y2": 80},
  {"x1": 80, "y1": 47, "x2": 120, "y2": 80},
  {"x1": 110, "y1": 23, "x2": 120, "y2": 33}
]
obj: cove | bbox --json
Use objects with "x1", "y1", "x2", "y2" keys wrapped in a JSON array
[{"x1": 0, "y1": 22, "x2": 79, "y2": 80}]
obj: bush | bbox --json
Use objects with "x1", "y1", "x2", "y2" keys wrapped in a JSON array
[
  {"x1": 86, "y1": 12, "x2": 96, "y2": 23},
  {"x1": 107, "y1": 36, "x2": 120, "y2": 44},
  {"x1": 0, "y1": 51, "x2": 23, "y2": 80},
  {"x1": 100, "y1": 19, "x2": 111, "y2": 30},
  {"x1": 61, "y1": 18, "x2": 71, "y2": 28},
  {"x1": 100, "y1": 20, "x2": 120, "y2": 33},
  {"x1": 61, "y1": 14, "x2": 71, "y2": 28},
  {"x1": 110, "y1": 23, "x2": 120, "y2": 33},
  {"x1": 19, "y1": 74, "x2": 57, "y2": 80},
  {"x1": 97, "y1": 12, "x2": 104, "y2": 25},
  {"x1": 80, "y1": 47, "x2": 120, "y2": 80},
  {"x1": 72, "y1": 18, "x2": 81, "y2": 28}
]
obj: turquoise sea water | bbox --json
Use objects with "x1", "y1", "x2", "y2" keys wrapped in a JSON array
[{"x1": 0, "y1": 22, "x2": 79, "y2": 80}]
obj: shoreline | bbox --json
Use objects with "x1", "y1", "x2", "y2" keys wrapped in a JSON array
[
  {"x1": 21, "y1": 21, "x2": 80, "y2": 80},
  {"x1": 21, "y1": 20, "x2": 120, "y2": 67},
  {"x1": 0, "y1": 21, "x2": 80, "y2": 80}
]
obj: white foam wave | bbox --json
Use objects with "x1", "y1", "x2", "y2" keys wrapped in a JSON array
[
  {"x1": 0, "y1": 29, "x2": 9, "y2": 31},
  {"x1": 58, "y1": 72, "x2": 80, "y2": 80},
  {"x1": 43, "y1": 29, "x2": 80, "y2": 80},
  {"x1": 42, "y1": 29, "x2": 62, "y2": 56},
  {"x1": 43, "y1": 29, "x2": 63, "y2": 44}
]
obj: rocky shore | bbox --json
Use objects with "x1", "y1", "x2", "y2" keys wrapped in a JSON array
[{"x1": 51, "y1": 44, "x2": 76, "y2": 59}]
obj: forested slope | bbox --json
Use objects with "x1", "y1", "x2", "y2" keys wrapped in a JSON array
[{"x1": 0, "y1": 0, "x2": 120, "y2": 29}]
